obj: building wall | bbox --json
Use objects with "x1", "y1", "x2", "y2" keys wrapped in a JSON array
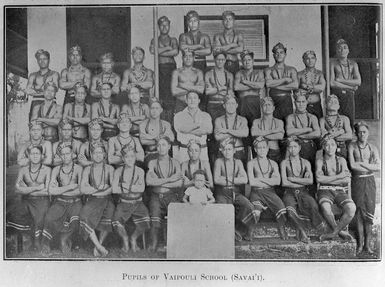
[
  {"x1": 131, "y1": 5, "x2": 323, "y2": 71},
  {"x1": 27, "y1": 7, "x2": 67, "y2": 104}
]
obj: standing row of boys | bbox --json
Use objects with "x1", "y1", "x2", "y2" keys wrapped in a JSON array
[{"x1": 8, "y1": 10, "x2": 378, "y2": 257}]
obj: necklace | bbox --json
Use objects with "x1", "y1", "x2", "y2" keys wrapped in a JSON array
[
  {"x1": 339, "y1": 60, "x2": 351, "y2": 80},
  {"x1": 224, "y1": 159, "x2": 235, "y2": 186},
  {"x1": 325, "y1": 113, "x2": 341, "y2": 130},
  {"x1": 257, "y1": 158, "x2": 270, "y2": 178},
  {"x1": 289, "y1": 157, "x2": 303, "y2": 177},
  {"x1": 260, "y1": 117, "x2": 275, "y2": 130},
  {"x1": 357, "y1": 142, "x2": 368, "y2": 162},
  {"x1": 121, "y1": 165, "x2": 136, "y2": 193},
  {"x1": 29, "y1": 164, "x2": 42, "y2": 183},
  {"x1": 304, "y1": 69, "x2": 317, "y2": 85},
  {"x1": 91, "y1": 163, "x2": 105, "y2": 191},
  {"x1": 59, "y1": 163, "x2": 75, "y2": 185},
  {"x1": 156, "y1": 158, "x2": 172, "y2": 179},
  {"x1": 294, "y1": 112, "x2": 309, "y2": 128}
]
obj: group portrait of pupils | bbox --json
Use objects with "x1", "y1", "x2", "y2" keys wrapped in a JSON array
[{"x1": 6, "y1": 9, "x2": 380, "y2": 258}]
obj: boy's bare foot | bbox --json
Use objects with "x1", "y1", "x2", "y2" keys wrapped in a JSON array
[
  {"x1": 40, "y1": 244, "x2": 52, "y2": 257},
  {"x1": 363, "y1": 246, "x2": 374, "y2": 255},
  {"x1": 278, "y1": 226, "x2": 288, "y2": 240},
  {"x1": 60, "y1": 238, "x2": 71, "y2": 255},
  {"x1": 319, "y1": 233, "x2": 338, "y2": 241},
  {"x1": 338, "y1": 230, "x2": 354, "y2": 242},
  {"x1": 93, "y1": 247, "x2": 101, "y2": 257},
  {"x1": 130, "y1": 237, "x2": 139, "y2": 252}
]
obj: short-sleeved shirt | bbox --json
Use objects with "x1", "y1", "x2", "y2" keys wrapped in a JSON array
[
  {"x1": 174, "y1": 107, "x2": 212, "y2": 146},
  {"x1": 184, "y1": 186, "x2": 213, "y2": 204}
]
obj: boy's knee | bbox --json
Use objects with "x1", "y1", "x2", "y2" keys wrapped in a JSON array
[
  {"x1": 320, "y1": 202, "x2": 332, "y2": 215},
  {"x1": 343, "y1": 203, "x2": 356, "y2": 218}
]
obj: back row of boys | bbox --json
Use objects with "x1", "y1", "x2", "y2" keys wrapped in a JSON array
[{"x1": 26, "y1": 10, "x2": 361, "y2": 131}]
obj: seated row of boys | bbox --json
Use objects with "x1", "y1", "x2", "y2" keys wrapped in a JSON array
[{"x1": 9, "y1": 115, "x2": 379, "y2": 255}]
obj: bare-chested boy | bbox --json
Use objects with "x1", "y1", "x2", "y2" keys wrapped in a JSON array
[
  {"x1": 214, "y1": 95, "x2": 248, "y2": 163},
  {"x1": 281, "y1": 137, "x2": 326, "y2": 243},
  {"x1": 181, "y1": 140, "x2": 214, "y2": 190},
  {"x1": 265, "y1": 43, "x2": 299, "y2": 121},
  {"x1": 108, "y1": 113, "x2": 144, "y2": 167},
  {"x1": 330, "y1": 39, "x2": 361, "y2": 127},
  {"x1": 316, "y1": 135, "x2": 356, "y2": 242},
  {"x1": 80, "y1": 143, "x2": 115, "y2": 257},
  {"x1": 121, "y1": 47, "x2": 154, "y2": 106},
  {"x1": 91, "y1": 82, "x2": 120, "y2": 141},
  {"x1": 298, "y1": 50, "x2": 326, "y2": 118},
  {"x1": 179, "y1": 11, "x2": 212, "y2": 73},
  {"x1": 78, "y1": 119, "x2": 108, "y2": 167},
  {"x1": 286, "y1": 91, "x2": 320, "y2": 164},
  {"x1": 214, "y1": 138, "x2": 256, "y2": 241},
  {"x1": 26, "y1": 49, "x2": 59, "y2": 118},
  {"x1": 7, "y1": 145, "x2": 51, "y2": 250},
  {"x1": 248, "y1": 137, "x2": 288, "y2": 240},
  {"x1": 90, "y1": 52, "x2": 121, "y2": 104},
  {"x1": 213, "y1": 11, "x2": 244, "y2": 75},
  {"x1": 251, "y1": 97, "x2": 284, "y2": 164},
  {"x1": 150, "y1": 16, "x2": 179, "y2": 123},
  {"x1": 31, "y1": 82, "x2": 62, "y2": 143},
  {"x1": 349, "y1": 122, "x2": 380, "y2": 254},
  {"x1": 146, "y1": 136, "x2": 183, "y2": 251},
  {"x1": 112, "y1": 145, "x2": 150, "y2": 252},
  {"x1": 52, "y1": 120, "x2": 82, "y2": 166},
  {"x1": 174, "y1": 91, "x2": 212, "y2": 163},
  {"x1": 234, "y1": 50, "x2": 265, "y2": 126},
  {"x1": 139, "y1": 100, "x2": 174, "y2": 165},
  {"x1": 59, "y1": 45, "x2": 91, "y2": 105},
  {"x1": 41, "y1": 144, "x2": 83, "y2": 255},
  {"x1": 171, "y1": 49, "x2": 205, "y2": 113},
  {"x1": 319, "y1": 94, "x2": 352, "y2": 159},
  {"x1": 121, "y1": 86, "x2": 150, "y2": 138},
  {"x1": 17, "y1": 121, "x2": 53, "y2": 167},
  {"x1": 62, "y1": 83, "x2": 91, "y2": 142},
  {"x1": 205, "y1": 51, "x2": 234, "y2": 121}
]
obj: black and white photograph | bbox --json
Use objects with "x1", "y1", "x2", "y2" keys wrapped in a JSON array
[{"x1": 1, "y1": 0, "x2": 384, "y2": 286}]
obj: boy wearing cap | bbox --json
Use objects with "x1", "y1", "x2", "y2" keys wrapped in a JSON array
[
  {"x1": 213, "y1": 11, "x2": 244, "y2": 75},
  {"x1": 78, "y1": 119, "x2": 108, "y2": 167},
  {"x1": 26, "y1": 49, "x2": 59, "y2": 117},
  {"x1": 234, "y1": 50, "x2": 265, "y2": 126},
  {"x1": 121, "y1": 86, "x2": 150, "y2": 138},
  {"x1": 265, "y1": 42, "x2": 299, "y2": 121},
  {"x1": 150, "y1": 16, "x2": 179, "y2": 122},
  {"x1": 62, "y1": 83, "x2": 91, "y2": 142},
  {"x1": 52, "y1": 119, "x2": 82, "y2": 166},
  {"x1": 17, "y1": 121, "x2": 53, "y2": 167},
  {"x1": 171, "y1": 49, "x2": 205, "y2": 113},
  {"x1": 41, "y1": 144, "x2": 83, "y2": 255},
  {"x1": 181, "y1": 140, "x2": 214, "y2": 189},
  {"x1": 330, "y1": 39, "x2": 361, "y2": 127},
  {"x1": 214, "y1": 138, "x2": 256, "y2": 241},
  {"x1": 60, "y1": 45, "x2": 92, "y2": 105},
  {"x1": 139, "y1": 100, "x2": 174, "y2": 165},
  {"x1": 319, "y1": 95, "x2": 352, "y2": 159},
  {"x1": 174, "y1": 91, "x2": 212, "y2": 163},
  {"x1": 248, "y1": 137, "x2": 288, "y2": 240},
  {"x1": 205, "y1": 50, "x2": 234, "y2": 120},
  {"x1": 91, "y1": 82, "x2": 120, "y2": 141},
  {"x1": 108, "y1": 113, "x2": 144, "y2": 166},
  {"x1": 112, "y1": 145, "x2": 150, "y2": 252},
  {"x1": 31, "y1": 82, "x2": 62, "y2": 143},
  {"x1": 286, "y1": 91, "x2": 320, "y2": 164},
  {"x1": 298, "y1": 50, "x2": 326, "y2": 119},
  {"x1": 214, "y1": 95, "x2": 248, "y2": 164},
  {"x1": 179, "y1": 11, "x2": 212, "y2": 73},
  {"x1": 316, "y1": 135, "x2": 355, "y2": 242},
  {"x1": 80, "y1": 143, "x2": 115, "y2": 257},
  {"x1": 348, "y1": 122, "x2": 380, "y2": 254},
  {"x1": 90, "y1": 53, "x2": 121, "y2": 104},
  {"x1": 251, "y1": 97, "x2": 285, "y2": 164},
  {"x1": 146, "y1": 136, "x2": 183, "y2": 251},
  {"x1": 121, "y1": 47, "x2": 154, "y2": 106},
  {"x1": 281, "y1": 137, "x2": 325, "y2": 243},
  {"x1": 7, "y1": 145, "x2": 51, "y2": 251}
]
